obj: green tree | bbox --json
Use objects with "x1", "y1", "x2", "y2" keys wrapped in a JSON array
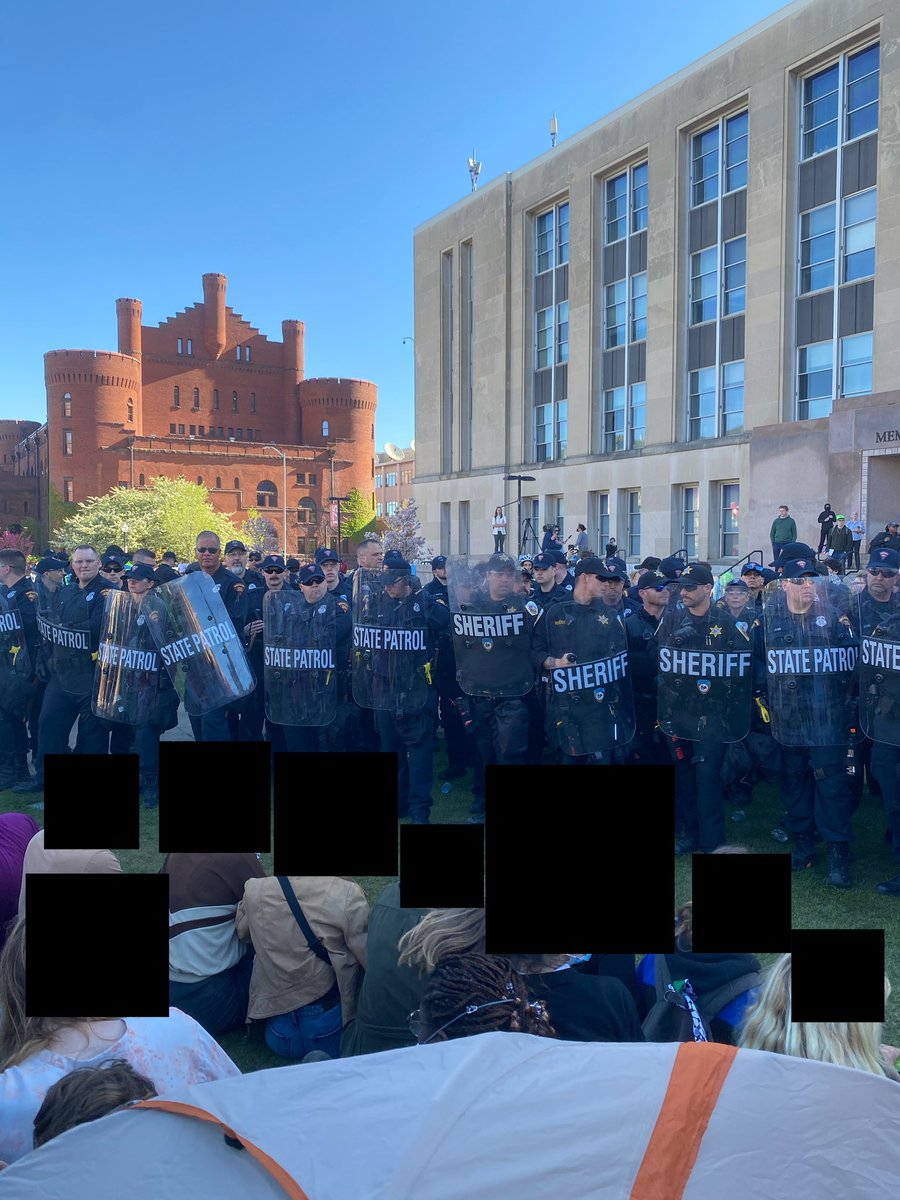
[
  {"x1": 52, "y1": 477, "x2": 240, "y2": 560},
  {"x1": 339, "y1": 487, "x2": 376, "y2": 542}
]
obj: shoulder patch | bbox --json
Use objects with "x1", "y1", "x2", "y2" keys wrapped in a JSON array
[
  {"x1": 25, "y1": 591, "x2": 37, "y2": 603},
  {"x1": 233, "y1": 583, "x2": 245, "y2": 595},
  {"x1": 338, "y1": 601, "x2": 349, "y2": 612}
]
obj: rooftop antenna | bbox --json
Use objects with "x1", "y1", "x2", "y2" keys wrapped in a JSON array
[
  {"x1": 467, "y1": 149, "x2": 482, "y2": 192},
  {"x1": 550, "y1": 112, "x2": 558, "y2": 147}
]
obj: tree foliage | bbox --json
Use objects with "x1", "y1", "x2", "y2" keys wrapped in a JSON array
[
  {"x1": 241, "y1": 508, "x2": 281, "y2": 554},
  {"x1": 0, "y1": 530, "x2": 34, "y2": 557},
  {"x1": 52, "y1": 477, "x2": 240, "y2": 560},
  {"x1": 383, "y1": 499, "x2": 426, "y2": 562},
  {"x1": 340, "y1": 487, "x2": 377, "y2": 541}
]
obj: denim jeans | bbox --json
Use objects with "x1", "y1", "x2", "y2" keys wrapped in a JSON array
[{"x1": 264, "y1": 983, "x2": 342, "y2": 1059}]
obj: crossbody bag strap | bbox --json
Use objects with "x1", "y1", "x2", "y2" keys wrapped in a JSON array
[{"x1": 276, "y1": 877, "x2": 332, "y2": 966}]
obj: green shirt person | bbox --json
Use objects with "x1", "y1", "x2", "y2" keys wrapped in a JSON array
[{"x1": 770, "y1": 505, "x2": 798, "y2": 557}]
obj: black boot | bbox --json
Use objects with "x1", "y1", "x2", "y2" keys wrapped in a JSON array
[
  {"x1": 826, "y1": 842, "x2": 851, "y2": 888},
  {"x1": 791, "y1": 834, "x2": 817, "y2": 871},
  {"x1": 141, "y1": 774, "x2": 160, "y2": 809},
  {"x1": 0, "y1": 753, "x2": 17, "y2": 791},
  {"x1": 13, "y1": 771, "x2": 43, "y2": 794}
]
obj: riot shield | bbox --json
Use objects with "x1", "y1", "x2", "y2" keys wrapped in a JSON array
[
  {"x1": 145, "y1": 572, "x2": 255, "y2": 716},
  {"x1": 857, "y1": 588, "x2": 900, "y2": 746},
  {"x1": 93, "y1": 590, "x2": 166, "y2": 725},
  {"x1": 543, "y1": 600, "x2": 635, "y2": 755},
  {"x1": 657, "y1": 604, "x2": 753, "y2": 742},
  {"x1": 446, "y1": 556, "x2": 535, "y2": 698},
  {"x1": 0, "y1": 591, "x2": 33, "y2": 717},
  {"x1": 264, "y1": 590, "x2": 337, "y2": 727},
  {"x1": 352, "y1": 569, "x2": 428, "y2": 713},
  {"x1": 763, "y1": 578, "x2": 858, "y2": 747},
  {"x1": 34, "y1": 576, "x2": 95, "y2": 698}
]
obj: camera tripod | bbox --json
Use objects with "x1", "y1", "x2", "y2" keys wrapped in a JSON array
[{"x1": 520, "y1": 516, "x2": 540, "y2": 558}]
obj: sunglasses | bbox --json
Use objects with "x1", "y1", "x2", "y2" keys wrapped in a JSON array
[
  {"x1": 408, "y1": 998, "x2": 515, "y2": 1044},
  {"x1": 678, "y1": 583, "x2": 701, "y2": 591},
  {"x1": 785, "y1": 576, "x2": 817, "y2": 584},
  {"x1": 868, "y1": 569, "x2": 898, "y2": 579},
  {"x1": 301, "y1": 577, "x2": 325, "y2": 585},
  {"x1": 105, "y1": 566, "x2": 124, "y2": 572},
  {"x1": 263, "y1": 568, "x2": 284, "y2": 575},
  {"x1": 196, "y1": 547, "x2": 220, "y2": 554}
]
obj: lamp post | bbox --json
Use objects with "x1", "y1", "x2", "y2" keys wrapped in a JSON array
[
  {"x1": 264, "y1": 445, "x2": 288, "y2": 558},
  {"x1": 503, "y1": 474, "x2": 536, "y2": 555},
  {"x1": 329, "y1": 496, "x2": 350, "y2": 558}
]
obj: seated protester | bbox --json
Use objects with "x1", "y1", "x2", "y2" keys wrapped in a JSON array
[
  {"x1": 32, "y1": 1059, "x2": 157, "y2": 1150},
  {"x1": 0, "y1": 919, "x2": 240, "y2": 1165},
  {"x1": 636, "y1": 901, "x2": 761, "y2": 1044},
  {"x1": 236, "y1": 875, "x2": 368, "y2": 1060},
  {"x1": 0, "y1": 815, "x2": 39, "y2": 949},
  {"x1": 340, "y1": 881, "x2": 429, "y2": 1058},
  {"x1": 738, "y1": 953, "x2": 899, "y2": 1081},
  {"x1": 163, "y1": 851, "x2": 266, "y2": 1038},
  {"x1": 17, "y1": 829, "x2": 121, "y2": 917},
  {"x1": 508, "y1": 952, "x2": 645, "y2": 1043},
  {"x1": 412, "y1": 954, "x2": 555, "y2": 1044}
]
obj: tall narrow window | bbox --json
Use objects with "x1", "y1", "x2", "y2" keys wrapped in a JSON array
[
  {"x1": 193, "y1": 387, "x2": 200, "y2": 410},
  {"x1": 64, "y1": 478, "x2": 74, "y2": 502},
  {"x1": 63, "y1": 431, "x2": 73, "y2": 456},
  {"x1": 688, "y1": 110, "x2": 748, "y2": 441},
  {"x1": 127, "y1": 399, "x2": 134, "y2": 424},
  {"x1": 62, "y1": 392, "x2": 72, "y2": 418},
  {"x1": 177, "y1": 337, "x2": 184, "y2": 354},
  {"x1": 138, "y1": 474, "x2": 145, "y2": 487},
  {"x1": 245, "y1": 345, "x2": 251, "y2": 363},
  {"x1": 232, "y1": 392, "x2": 238, "y2": 412},
  {"x1": 250, "y1": 393, "x2": 256, "y2": 413},
  {"x1": 187, "y1": 338, "x2": 193, "y2": 355},
  {"x1": 603, "y1": 388, "x2": 625, "y2": 454},
  {"x1": 627, "y1": 490, "x2": 641, "y2": 558},
  {"x1": 796, "y1": 43, "x2": 879, "y2": 418},
  {"x1": 173, "y1": 386, "x2": 180, "y2": 409},
  {"x1": 721, "y1": 484, "x2": 740, "y2": 556},
  {"x1": 322, "y1": 420, "x2": 330, "y2": 437},
  {"x1": 213, "y1": 389, "x2": 220, "y2": 411},
  {"x1": 533, "y1": 200, "x2": 569, "y2": 461},
  {"x1": 681, "y1": 487, "x2": 699, "y2": 559},
  {"x1": 236, "y1": 346, "x2": 242, "y2": 361}
]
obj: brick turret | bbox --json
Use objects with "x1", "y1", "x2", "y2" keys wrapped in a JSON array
[{"x1": 202, "y1": 273, "x2": 228, "y2": 359}]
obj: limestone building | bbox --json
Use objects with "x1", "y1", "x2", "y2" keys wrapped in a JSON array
[{"x1": 413, "y1": 0, "x2": 899, "y2": 563}]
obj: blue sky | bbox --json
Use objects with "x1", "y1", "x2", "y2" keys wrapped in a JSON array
[{"x1": 2, "y1": 0, "x2": 789, "y2": 448}]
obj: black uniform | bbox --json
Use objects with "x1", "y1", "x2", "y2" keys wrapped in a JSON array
[
  {"x1": 188, "y1": 566, "x2": 250, "y2": 743},
  {"x1": 424, "y1": 576, "x2": 468, "y2": 776}
]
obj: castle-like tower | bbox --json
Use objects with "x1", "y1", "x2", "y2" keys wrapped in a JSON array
[{"x1": 37, "y1": 273, "x2": 377, "y2": 555}]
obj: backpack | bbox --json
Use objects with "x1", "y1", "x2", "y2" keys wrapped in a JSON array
[{"x1": 641, "y1": 954, "x2": 761, "y2": 1043}]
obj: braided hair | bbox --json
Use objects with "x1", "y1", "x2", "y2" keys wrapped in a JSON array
[{"x1": 419, "y1": 954, "x2": 556, "y2": 1041}]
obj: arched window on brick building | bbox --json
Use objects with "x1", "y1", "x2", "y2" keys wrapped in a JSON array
[
  {"x1": 213, "y1": 390, "x2": 220, "y2": 411},
  {"x1": 298, "y1": 497, "x2": 318, "y2": 526},
  {"x1": 174, "y1": 386, "x2": 180, "y2": 409},
  {"x1": 234, "y1": 476, "x2": 240, "y2": 490},
  {"x1": 322, "y1": 420, "x2": 329, "y2": 437},
  {"x1": 139, "y1": 474, "x2": 145, "y2": 487},
  {"x1": 63, "y1": 392, "x2": 72, "y2": 418},
  {"x1": 216, "y1": 476, "x2": 222, "y2": 489},
  {"x1": 193, "y1": 388, "x2": 200, "y2": 410},
  {"x1": 257, "y1": 480, "x2": 277, "y2": 508},
  {"x1": 127, "y1": 398, "x2": 134, "y2": 424},
  {"x1": 197, "y1": 476, "x2": 203, "y2": 486},
  {"x1": 232, "y1": 391, "x2": 239, "y2": 413}
]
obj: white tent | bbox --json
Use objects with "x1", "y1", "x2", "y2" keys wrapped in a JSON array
[{"x1": 2, "y1": 1034, "x2": 898, "y2": 1198}]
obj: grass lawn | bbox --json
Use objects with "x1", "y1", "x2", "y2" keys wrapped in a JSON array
[{"x1": 5, "y1": 747, "x2": 899, "y2": 1067}]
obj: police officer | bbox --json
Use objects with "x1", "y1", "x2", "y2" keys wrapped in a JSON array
[
  {"x1": 291, "y1": 561, "x2": 353, "y2": 752},
  {"x1": 424, "y1": 555, "x2": 468, "y2": 782},
  {"x1": 764, "y1": 558, "x2": 858, "y2": 887},
  {"x1": 225, "y1": 540, "x2": 264, "y2": 591},
  {"x1": 241, "y1": 554, "x2": 284, "y2": 742},
  {"x1": 118, "y1": 562, "x2": 179, "y2": 805},
  {"x1": 856, "y1": 548, "x2": 900, "y2": 894},
  {"x1": 549, "y1": 549, "x2": 575, "y2": 596},
  {"x1": 99, "y1": 553, "x2": 127, "y2": 590},
  {"x1": 530, "y1": 553, "x2": 567, "y2": 612},
  {"x1": 0, "y1": 549, "x2": 39, "y2": 788},
  {"x1": 316, "y1": 547, "x2": 352, "y2": 603},
  {"x1": 624, "y1": 570, "x2": 671, "y2": 766},
  {"x1": 188, "y1": 531, "x2": 250, "y2": 742},
  {"x1": 368, "y1": 552, "x2": 449, "y2": 822},
  {"x1": 15, "y1": 545, "x2": 119, "y2": 793}
]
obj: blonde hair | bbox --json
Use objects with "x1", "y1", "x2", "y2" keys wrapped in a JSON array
[
  {"x1": 0, "y1": 919, "x2": 102, "y2": 1070},
  {"x1": 397, "y1": 908, "x2": 485, "y2": 975},
  {"x1": 737, "y1": 953, "x2": 891, "y2": 1078}
]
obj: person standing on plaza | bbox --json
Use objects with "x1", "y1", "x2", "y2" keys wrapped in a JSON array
[
  {"x1": 816, "y1": 503, "x2": 836, "y2": 554},
  {"x1": 846, "y1": 512, "x2": 865, "y2": 571},
  {"x1": 492, "y1": 507, "x2": 507, "y2": 554},
  {"x1": 770, "y1": 505, "x2": 797, "y2": 563},
  {"x1": 826, "y1": 514, "x2": 853, "y2": 567}
]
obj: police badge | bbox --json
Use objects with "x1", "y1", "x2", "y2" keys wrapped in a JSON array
[
  {"x1": 593, "y1": 688, "x2": 605, "y2": 703},
  {"x1": 482, "y1": 639, "x2": 494, "y2": 651},
  {"x1": 816, "y1": 616, "x2": 827, "y2": 627},
  {"x1": 697, "y1": 679, "x2": 711, "y2": 695},
  {"x1": 413, "y1": 602, "x2": 421, "y2": 612},
  {"x1": 526, "y1": 601, "x2": 539, "y2": 617}
]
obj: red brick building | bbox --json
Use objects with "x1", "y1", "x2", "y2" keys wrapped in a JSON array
[{"x1": 18, "y1": 273, "x2": 376, "y2": 556}]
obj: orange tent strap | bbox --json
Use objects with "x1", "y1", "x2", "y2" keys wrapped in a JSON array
[
  {"x1": 134, "y1": 1099, "x2": 310, "y2": 1200},
  {"x1": 629, "y1": 1042, "x2": 738, "y2": 1200}
]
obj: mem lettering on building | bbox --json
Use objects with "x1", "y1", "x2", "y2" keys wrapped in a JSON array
[
  {"x1": 11, "y1": 273, "x2": 376, "y2": 556},
  {"x1": 413, "y1": 0, "x2": 899, "y2": 563}
]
